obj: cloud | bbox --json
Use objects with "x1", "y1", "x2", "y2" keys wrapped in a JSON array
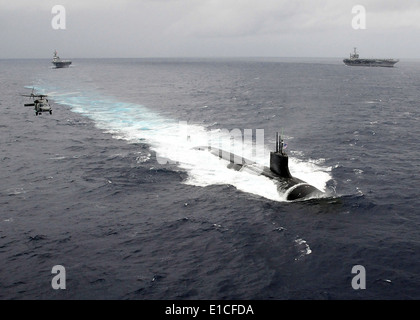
[
  {"x1": 0, "y1": 0, "x2": 419, "y2": 58},
  {"x1": 165, "y1": 0, "x2": 420, "y2": 39},
  {"x1": 167, "y1": 1, "x2": 319, "y2": 38}
]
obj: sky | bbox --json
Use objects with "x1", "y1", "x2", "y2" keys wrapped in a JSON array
[{"x1": 1, "y1": 0, "x2": 419, "y2": 59}]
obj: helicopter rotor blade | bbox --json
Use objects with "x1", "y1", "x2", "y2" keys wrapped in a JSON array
[
  {"x1": 21, "y1": 94, "x2": 48, "y2": 98},
  {"x1": 24, "y1": 103, "x2": 35, "y2": 107}
]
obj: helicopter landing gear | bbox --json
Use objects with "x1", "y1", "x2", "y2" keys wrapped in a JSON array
[{"x1": 49, "y1": 110, "x2": 52, "y2": 115}]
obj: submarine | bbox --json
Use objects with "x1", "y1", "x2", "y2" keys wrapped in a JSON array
[{"x1": 194, "y1": 133, "x2": 324, "y2": 201}]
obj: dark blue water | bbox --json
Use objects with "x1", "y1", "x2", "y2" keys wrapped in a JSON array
[{"x1": 0, "y1": 58, "x2": 419, "y2": 300}]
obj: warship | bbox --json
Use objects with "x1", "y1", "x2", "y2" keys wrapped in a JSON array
[
  {"x1": 52, "y1": 50, "x2": 72, "y2": 68},
  {"x1": 343, "y1": 48, "x2": 399, "y2": 67}
]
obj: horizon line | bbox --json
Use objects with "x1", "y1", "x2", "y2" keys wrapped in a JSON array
[{"x1": 1, "y1": 55, "x2": 417, "y2": 60}]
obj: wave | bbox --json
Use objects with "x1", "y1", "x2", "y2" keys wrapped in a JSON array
[{"x1": 34, "y1": 86, "x2": 332, "y2": 202}]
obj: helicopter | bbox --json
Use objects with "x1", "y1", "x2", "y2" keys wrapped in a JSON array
[{"x1": 22, "y1": 89, "x2": 52, "y2": 115}]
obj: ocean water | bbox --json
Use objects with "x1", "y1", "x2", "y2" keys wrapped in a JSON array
[{"x1": 0, "y1": 58, "x2": 419, "y2": 300}]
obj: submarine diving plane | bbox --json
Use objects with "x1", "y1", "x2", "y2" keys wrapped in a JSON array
[{"x1": 194, "y1": 133, "x2": 324, "y2": 201}]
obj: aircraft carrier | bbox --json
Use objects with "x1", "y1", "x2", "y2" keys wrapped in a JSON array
[
  {"x1": 52, "y1": 50, "x2": 72, "y2": 68},
  {"x1": 343, "y1": 48, "x2": 399, "y2": 67}
]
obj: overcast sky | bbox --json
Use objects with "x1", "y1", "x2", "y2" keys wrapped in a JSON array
[{"x1": 1, "y1": 0, "x2": 419, "y2": 59}]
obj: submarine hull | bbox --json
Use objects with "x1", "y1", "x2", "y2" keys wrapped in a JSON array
[
  {"x1": 195, "y1": 146, "x2": 323, "y2": 201},
  {"x1": 286, "y1": 183, "x2": 323, "y2": 201}
]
